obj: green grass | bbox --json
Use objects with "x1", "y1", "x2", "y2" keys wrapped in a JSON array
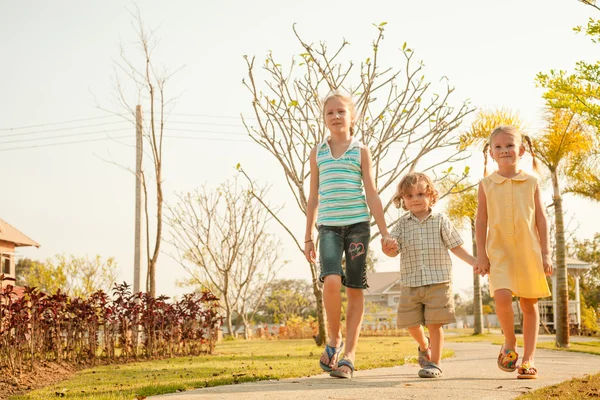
[
  {"x1": 13, "y1": 333, "x2": 600, "y2": 400},
  {"x1": 12, "y1": 337, "x2": 452, "y2": 400},
  {"x1": 445, "y1": 334, "x2": 600, "y2": 400},
  {"x1": 536, "y1": 339, "x2": 600, "y2": 356},
  {"x1": 516, "y1": 373, "x2": 600, "y2": 399}
]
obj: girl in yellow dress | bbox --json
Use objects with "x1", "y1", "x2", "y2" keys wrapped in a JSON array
[{"x1": 474, "y1": 126, "x2": 552, "y2": 379}]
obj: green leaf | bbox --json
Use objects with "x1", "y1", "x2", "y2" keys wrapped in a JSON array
[
  {"x1": 402, "y1": 42, "x2": 407, "y2": 50},
  {"x1": 288, "y1": 100, "x2": 299, "y2": 107},
  {"x1": 236, "y1": 163, "x2": 241, "y2": 170},
  {"x1": 379, "y1": 22, "x2": 388, "y2": 27}
]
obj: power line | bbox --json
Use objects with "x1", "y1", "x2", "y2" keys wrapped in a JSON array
[
  {"x1": 0, "y1": 121, "x2": 131, "y2": 139},
  {"x1": 0, "y1": 128, "x2": 247, "y2": 145},
  {"x1": 0, "y1": 114, "x2": 126, "y2": 132},
  {"x1": 0, "y1": 135, "x2": 132, "y2": 152},
  {"x1": 0, "y1": 134, "x2": 257, "y2": 152},
  {"x1": 170, "y1": 113, "x2": 249, "y2": 120},
  {"x1": 0, "y1": 128, "x2": 131, "y2": 145}
]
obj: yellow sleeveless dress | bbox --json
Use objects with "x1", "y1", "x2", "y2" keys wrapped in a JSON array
[{"x1": 481, "y1": 171, "x2": 551, "y2": 299}]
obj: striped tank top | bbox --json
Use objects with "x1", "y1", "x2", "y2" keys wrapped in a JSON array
[{"x1": 316, "y1": 136, "x2": 370, "y2": 226}]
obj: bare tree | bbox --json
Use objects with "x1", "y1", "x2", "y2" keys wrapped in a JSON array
[
  {"x1": 109, "y1": 8, "x2": 182, "y2": 297},
  {"x1": 239, "y1": 23, "x2": 474, "y2": 344},
  {"x1": 165, "y1": 177, "x2": 283, "y2": 339}
]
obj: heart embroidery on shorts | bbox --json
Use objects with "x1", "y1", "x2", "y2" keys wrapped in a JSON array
[{"x1": 348, "y1": 242, "x2": 365, "y2": 260}]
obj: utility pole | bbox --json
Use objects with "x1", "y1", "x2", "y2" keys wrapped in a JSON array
[{"x1": 134, "y1": 105, "x2": 143, "y2": 295}]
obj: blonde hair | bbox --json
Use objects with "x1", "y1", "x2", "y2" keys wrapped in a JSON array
[
  {"x1": 392, "y1": 172, "x2": 439, "y2": 211},
  {"x1": 483, "y1": 125, "x2": 539, "y2": 176},
  {"x1": 322, "y1": 92, "x2": 357, "y2": 136}
]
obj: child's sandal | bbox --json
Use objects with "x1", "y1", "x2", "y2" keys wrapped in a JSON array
[
  {"x1": 517, "y1": 362, "x2": 538, "y2": 379},
  {"x1": 497, "y1": 344, "x2": 518, "y2": 372},
  {"x1": 417, "y1": 337, "x2": 431, "y2": 368}
]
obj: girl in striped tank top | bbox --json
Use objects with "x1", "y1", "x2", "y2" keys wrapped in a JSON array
[{"x1": 304, "y1": 92, "x2": 394, "y2": 379}]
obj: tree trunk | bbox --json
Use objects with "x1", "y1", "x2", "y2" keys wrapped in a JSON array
[
  {"x1": 471, "y1": 218, "x2": 484, "y2": 335},
  {"x1": 552, "y1": 171, "x2": 569, "y2": 347},
  {"x1": 309, "y1": 262, "x2": 326, "y2": 346},
  {"x1": 243, "y1": 321, "x2": 251, "y2": 340}
]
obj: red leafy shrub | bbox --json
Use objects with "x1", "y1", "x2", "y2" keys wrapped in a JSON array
[{"x1": 0, "y1": 281, "x2": 221, "y2": 376}]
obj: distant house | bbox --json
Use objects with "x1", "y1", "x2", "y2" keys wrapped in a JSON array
[
  {"x1": 530, "y1": 257, "x2": 591, "y2": 334},
  {"x1": 0, "y1": 218, "x2": 40, "y2": 295},
  {"x1": 363, "y1": 271, "x2": 401, "y2": 328}
]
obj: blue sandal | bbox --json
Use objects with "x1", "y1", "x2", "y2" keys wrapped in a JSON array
[
  {"x1": 330, "y1": 358, "x2": 354, "y2": 379},
  {"x1": 319, "y1": 342, "x2": 344, "y2": 372}
]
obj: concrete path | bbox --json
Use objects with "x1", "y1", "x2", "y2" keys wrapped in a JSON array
[{"x1": 150, "y1": 341, "x2": 600, "y2": 400}]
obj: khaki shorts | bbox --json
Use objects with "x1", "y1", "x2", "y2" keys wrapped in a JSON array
[{"x1": 396, "y1": 282, "x2": 456, "y2": 329}]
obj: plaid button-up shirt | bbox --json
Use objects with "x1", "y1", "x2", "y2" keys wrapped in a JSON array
[{"x1": 390, "y1": 211, "x2": 464, "y2": 287}]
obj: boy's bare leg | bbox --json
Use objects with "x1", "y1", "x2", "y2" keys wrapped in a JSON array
[
  {"x1": 426, "y1": 324, "x2": 443, "y2": 365},
  {"x1": 407, "y1": 325, "x2": 430, "y2": 354}
]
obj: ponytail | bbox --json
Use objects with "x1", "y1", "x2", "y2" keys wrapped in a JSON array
[
  {"x1": 483, "y1": 143, "x2": 490, "y2": 177},
  {"x1": 523, "y1": 134, "x2": 540, "y2": 173}
]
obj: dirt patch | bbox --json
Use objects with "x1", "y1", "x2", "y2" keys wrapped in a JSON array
[{"x1": 0, "y1": 362, "x2": 77, "y2": 400}]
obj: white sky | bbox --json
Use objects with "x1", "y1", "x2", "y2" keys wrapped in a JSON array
[{"x1": 2, "y1": 0, "x2": 599, "y2": 300}]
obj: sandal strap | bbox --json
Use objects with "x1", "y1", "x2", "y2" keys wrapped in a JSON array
[
  {"x1": 337, "y1": 358, "x2": 355, "y2": 372},
  {"x1": 422, "y1": 361, "x2": 442, "y2": 373},
  {"x1": 324, "y1": 342, "x2": 343, "y2": 362},
  {"x1": 519, "y1": 362, "x2": 537, "y2": 373}
]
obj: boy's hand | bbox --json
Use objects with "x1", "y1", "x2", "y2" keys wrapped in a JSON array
[{"x1": 381, "y1": 235, "x2": 399, "y2": 257}]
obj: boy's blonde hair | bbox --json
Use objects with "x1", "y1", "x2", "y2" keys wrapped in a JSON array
[
  {"x1": 392, "y1": 172, "x2": 439, "y2": 211},
  {"x1": 322, "y1": 91, "x2": 357, "y2": 136},
  {"x1": 483, "y1": 125, "x2": 539, "y2": 176}
]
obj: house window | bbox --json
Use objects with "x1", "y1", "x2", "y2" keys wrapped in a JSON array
[
  {"x1": 393, "y1": 296, "x2": 399, "y2": 303},
  {"x1": 1, "y1": 254, "x2": 11, "y2": 275}
]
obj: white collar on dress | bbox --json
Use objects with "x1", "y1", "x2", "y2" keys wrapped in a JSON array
[{"x1": 488, "y1": 170, "x2": 529, "y2": 184}]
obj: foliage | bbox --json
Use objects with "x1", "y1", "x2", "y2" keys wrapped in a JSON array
[
  {"x1": 0, "y1": 281, "x2": 220, "y2": 377},
  {"x1": 459, "y1": 108, "x2": 525, "y2": 150},
  {"x1": 258, "y1": 279, "x2": 315, "y2": 324},
  {"x1": 166, "y1": 177, "x2": 283, "y2": 339},
  {"x1": 19, "y1": 255, "x2": 118, "y2": 298},
  {"x1": 536, "y1": 1, "x2": 600, "y2": 202}
]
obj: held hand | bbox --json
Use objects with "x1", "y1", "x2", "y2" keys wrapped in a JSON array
[
  {"x1": 475, "y1": 255, "x2": 490, "y2": 276},
  {"x1": 542, "y1": 253, "x2": 553, "y2": 276},
  {"x1": 381, "y1": 236, "x2": 399, "y2": 257},
  {"x1": 304, "y1": 241, "x2": 317, "y2": 264}
]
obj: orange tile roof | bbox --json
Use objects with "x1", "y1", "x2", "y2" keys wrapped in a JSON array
[{"x1": 0, "y1": 218, "x2": 40, "y2": 247}]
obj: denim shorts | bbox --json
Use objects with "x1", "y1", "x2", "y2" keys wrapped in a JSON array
[{"x1": 318, "y1": 221, "x2": 371, "y2": 289}]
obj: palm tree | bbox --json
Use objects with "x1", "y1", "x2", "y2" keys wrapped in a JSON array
[{"x1": 534, "y1": 108, "x2": 594, "y2": 347}]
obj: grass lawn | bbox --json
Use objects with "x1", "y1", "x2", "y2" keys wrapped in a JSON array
[
  {"x1": 445, "y1": 333, "x2": 600, "y2": 400},
  {"x1": 515, "y1": 373, "x2": 600, "y2": 399},
  {"x1": 12, "y1": 336, "x2": 452, "y2": 400},
  {"x1": 11, "y1": 333, "x2": 600, "y2": 400}
]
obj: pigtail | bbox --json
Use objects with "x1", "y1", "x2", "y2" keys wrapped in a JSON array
[
  {"x1": 349, "y1": 125, "x2": 355, "y2": 136},
  {"x1": 523, "y1": 134, "x2": 540, "y2": 173},
  {"x1": 483, "y1": 142, "x2": 490, "y2": 177}
]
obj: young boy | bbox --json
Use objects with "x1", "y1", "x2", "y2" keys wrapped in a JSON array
[{"x1": 382, "y1": 172, "x2": 476, "y2": 378}]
